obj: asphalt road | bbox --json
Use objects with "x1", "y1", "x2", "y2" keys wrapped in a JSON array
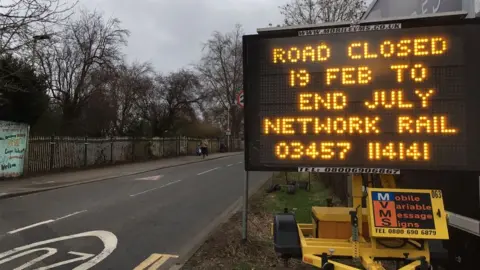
[{"x1": 0, "y1": 154, "x2": 272, "y2": 270}]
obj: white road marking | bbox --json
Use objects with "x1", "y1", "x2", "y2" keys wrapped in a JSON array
[
  {"x1": 130, "y1": 180, "x2": 182, "y2": 197},
  {"x1": 7, "y1": 220, "x2": 55, "y2": 234},
  {"x1": 36, "y1": 251, "x2": 94, "y2": 270},
  {"x1": 237, "y1": 161, "x2": 243, "y2": 164},
  {"x1": 0, "y1": 247, "x2": 56, "y2": 270},
  {"x1": 0, "y1": 230, "x2": 117, "y2": 270},
  {"x1": 47, "y1": 181, "x2": 55, "y2": 183},
  {"x1": 227, "y1": 164, "x2": 233, "y2": 167},
  {"x1": 7, "y1": 210, "x2": 88, "y2": 235},
  {"x1": 135, "y1": 175, "x2": 163, "y2": 181},
  {"x1": 56, "y1": 210, "x2": 87, "y2": 221},
  {"x1": 197, "y1": 167, "x2": 220, "y2": 175}
]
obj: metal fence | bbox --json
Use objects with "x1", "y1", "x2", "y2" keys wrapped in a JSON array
[{"x1": 26, "y1": 136, "x2": 244, "y2": 174}]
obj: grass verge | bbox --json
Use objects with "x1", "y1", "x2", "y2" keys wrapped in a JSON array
[{"x1": 182, "y1": 172, "x2": 340, "y2": 270}]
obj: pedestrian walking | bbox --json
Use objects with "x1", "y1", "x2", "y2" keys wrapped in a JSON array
[{"x1": 200, "y1": 139, "x2": 208, "y2": 158}]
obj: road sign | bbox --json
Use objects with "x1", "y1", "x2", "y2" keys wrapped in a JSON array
[
  {"x1": 243, "y1": 17, "x2": 480, "y2": 172},
  {"x1": 367, "y1": 188, "x2": 449, "y2": 240},
  {"x1": 236, "y1": 90, "x2": 244, "y2": 108}
]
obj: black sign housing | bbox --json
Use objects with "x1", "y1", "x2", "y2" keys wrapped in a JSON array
[{"x1": 243, "y1": 16, "x2": 480, "y2": 172}]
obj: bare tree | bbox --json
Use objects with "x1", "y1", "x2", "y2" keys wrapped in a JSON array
[
  {"x1": 139, "y1": 69, "x2": 206, "y2": 136},
  {"x1": 0, "y1": 0, "x2": 77, "y2": 54},
  {"x1": 37, "y1": 9, "x2": 129, "y2": 134},
  {"x1": 107, "y1": 61, "x2": 154, "y2": 135},
  {"x1": 196, "y1": 24, "x2": 243, "y2": 137},
  {"x1": 279, "y1": 0, "x2": 366, "y2": 187},
  {"x1": 279, "y1": 0, "x2": 367, "y2": 25},
  {"x1": 81, "y1": 87, "x2": 116, "y2": 136}
]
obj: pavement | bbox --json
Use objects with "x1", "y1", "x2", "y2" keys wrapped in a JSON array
[
  {"x1": 0, "y1": 152, "x2": 241, "y2": 199},
  {"x1": 0, "y1": 152, "x2": 273, "y2": 269}
]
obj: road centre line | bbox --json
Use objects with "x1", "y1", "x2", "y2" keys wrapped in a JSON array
[
  {"x1": 227, "y1": 164, "x2": 233, "y2": 167},
  {"x1": 7, "y1": 210, "x2": 88, "y2": 235},
  {"x1": 130, "y1": 179, "x2": 182, "y2": 197},
  {"x1": 7, "y1": 220, "x2": 54, "y2": 234},
  {"x1": 55, "y1": 210, "x2": 87, "y2": 221},
  {"x1": 237, "y1": 161, "x2": 243, "y2": 164},
  {"x1": 197, "y1": 167, "x2": 220, "y2": 175}
]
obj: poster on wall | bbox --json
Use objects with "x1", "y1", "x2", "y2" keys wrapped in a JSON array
[{"x1": 0, "y1": 121, "x2": 29, "y2": 178}]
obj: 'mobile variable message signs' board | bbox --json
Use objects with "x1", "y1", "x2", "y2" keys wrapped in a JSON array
[
  {"x1": 243, "y1": 18, "x2": 480, "y2": 172},
  {"x1": 367, "y1": 188, "x2": 449, "y2": 240}
]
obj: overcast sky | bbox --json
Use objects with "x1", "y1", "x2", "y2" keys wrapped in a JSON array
[
  {"x1": 76, "y1": 0, "x2": 373, "y2": 73},
  {"x1": 75, "y1": 0, "x2": 287, "y2": 73}
]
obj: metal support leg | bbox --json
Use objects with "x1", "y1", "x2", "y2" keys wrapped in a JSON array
[
  {"x1": 351, "y1": 174, "x2": 364, "y2": 260},
  {"x1": 380, "y1": 174, "x2": 397, "y2": 188},
  {"x1": 347, "y1": 174, "x2": 353, "y2": 207},
  {"x1": 242, "y1": 170, "x2": 249, "y2": 241},
  {"x1": 352, "y1": 174, "x2": 363, "y2": 236}
]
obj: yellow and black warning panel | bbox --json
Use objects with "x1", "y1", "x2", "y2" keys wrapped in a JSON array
[{"x1": 367, "y1": 188, "x2": 449, "y2": 240}]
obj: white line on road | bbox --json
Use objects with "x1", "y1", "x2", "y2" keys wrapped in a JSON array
[
  {"x1": 130, "y1": 180, "x2": 182, "y2": 197},
  {"x1": 135, "y1": 175, "x2": 163, "y2": 181},
  {"x1": 56, "y1": 210, "x2": 88, "y2": 221},
  {"x1": 7, "y1": 220, "x2": 55, "y2": 234},
  {"x1": 197, "y1": 167, "x2": 220, "y2": 175},
  {"x1": 227, "y1": 164, "x2": 233, "y2": 167},
  {"x1": 7, "y1": 210, "x2": 88, "y2": 235},
  {"x1": 0, "y1": 230, "x2": 117, "y2": 270},
  {"x1": 0, "y1": 247, "x2": 57, "y2": 269},
  {"x1": 237, "y1": 161, "x2": 243, "y2": 164}
]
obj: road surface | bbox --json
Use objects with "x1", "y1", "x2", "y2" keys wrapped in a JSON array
[{"x1": 0, "y1": 154, "x2": 271, "y2": 269}]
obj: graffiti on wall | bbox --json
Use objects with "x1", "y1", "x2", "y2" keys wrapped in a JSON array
[{"x1": 0, "y1": 121, "x2": 29, "y2": 178}]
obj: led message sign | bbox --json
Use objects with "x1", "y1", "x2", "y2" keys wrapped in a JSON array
[{"x1": 243, "y1": 20, "x2": 480, "y2": 172}]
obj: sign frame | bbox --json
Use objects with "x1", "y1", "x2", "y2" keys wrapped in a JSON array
[
  {"x1": 243, "y1": 14, "x2": 480, "y2": 172},
  {"x1": 367, "y1": 187, "x2": 449, "y2": 240}
]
